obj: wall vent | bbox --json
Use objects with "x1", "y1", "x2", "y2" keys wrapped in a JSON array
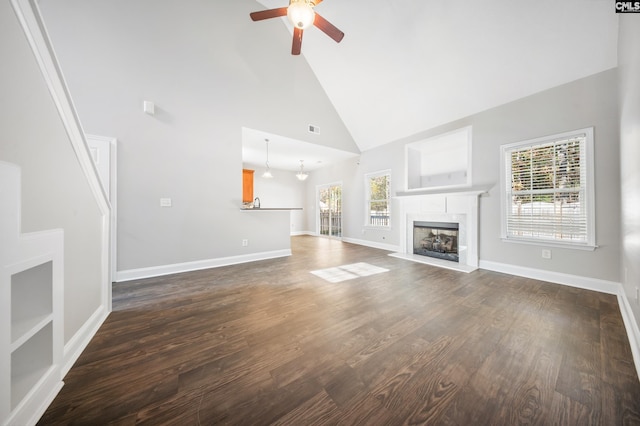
[{"x1": 308, "y1": 124, "x2": 320, "y2": 134}]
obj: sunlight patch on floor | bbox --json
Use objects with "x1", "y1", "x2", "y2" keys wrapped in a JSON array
[{"x1": 310, "y1": 262, "x2": 389, "y2": 283}]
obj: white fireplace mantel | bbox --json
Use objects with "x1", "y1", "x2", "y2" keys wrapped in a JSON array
[
  {"x1": 389, "y1": 189, "x2": 486, "y2": 273},
  {"x1": 394, "y1": 187, "x2": 489, "y2": 199}
]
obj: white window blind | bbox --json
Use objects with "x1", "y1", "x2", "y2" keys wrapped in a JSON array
[{"x1": 501, "y1": 128, "x2": 595, "y2": 248}]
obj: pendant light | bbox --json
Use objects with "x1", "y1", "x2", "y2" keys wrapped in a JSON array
[
  {"x1": 262, "y1": 139, "x2": 273, "y2": 178},
  {"x1": 296, "y1": 160, "x2": 309, "y2": 181}
]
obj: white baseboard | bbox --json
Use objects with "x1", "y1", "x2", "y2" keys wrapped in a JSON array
[
  {"x1": 479, "y1": 260, "x2": 620, "y2": 295},
  {"x1": 618, "y1": 291, "x2": 640, "y2": 380},
  {"x1": 297, "y1": 234, "x2": 399, "y2": 252},
  {"x1": 62, "y1": 304, "x2": 109, "y2": 377},
  {"x1": 291, "y1": 231, "x2": 315, "y2": 236},
  {"x1": 25, "y1": 381, "x2": 63, "y2": 426},
  {"x1": 479, "y1": 259, "x2": 640, "y2": 380},
  {"x1": 116, "y1": 249, "x2": 292, "y2": 282},
  {"x1": 8, "y1": 374, "x2": 63, "y2": 426},
  {"x1": 342, "y1": 237, "x2": 400, "y2": 252}
]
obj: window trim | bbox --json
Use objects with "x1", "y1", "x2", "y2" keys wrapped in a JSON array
[
  {"x1": 499, "y1": 127, "x2": 596, "y2": 250},
  {"x1": 364, "y1": 169, "x2": 391, "y2": 228}
]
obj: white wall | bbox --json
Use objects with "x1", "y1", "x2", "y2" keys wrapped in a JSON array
[
  {"x1": 35, "y1": 0, "x2": 623, "y2": 288},
  {"x1": 473, "y1": 69, "x2": 620, "y2": 282},
  {"x1": 0, "y1": 1, "x2": 104, "y2": 349},
  {"x1": 619, "y1": 17, "x2": 640, "y2": 330},
  {"x1": 307, "y1": 69, "x2": 621, "y2": 283},
  {"x1": 38, "y1": 0, "x2": 356, "y2": 275},
  {"x1": 303, "y1": 145, "x2": 404, "y2": 245}
]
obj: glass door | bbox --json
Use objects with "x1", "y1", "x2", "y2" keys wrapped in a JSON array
[{"x1": 318, "y1": 183, "x2": 342, "y2": 238}]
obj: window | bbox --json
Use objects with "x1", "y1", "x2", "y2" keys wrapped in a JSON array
[
  {"x1": 365, "y1": 170, "x2": 391, "y2": 227},
  {"x1": 500, "y1": 127, "x2": 595, "y2": 249}
]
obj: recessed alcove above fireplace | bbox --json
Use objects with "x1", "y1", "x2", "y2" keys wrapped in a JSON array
[
  {"x1": 390, "y1": 189, "x2": 485, "y2": 273},
  {"x1": 405, "y1": 126, "x2": 472, "y2": 192}
]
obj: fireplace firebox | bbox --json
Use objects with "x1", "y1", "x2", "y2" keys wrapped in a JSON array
[{"x1": 413, "y1": 221, "x2": 459, "y2": 262}]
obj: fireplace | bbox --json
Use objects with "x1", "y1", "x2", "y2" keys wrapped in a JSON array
[
  {"x1": 391, "y1": 191, "x2": 482, "y2": 272},
  {"x1": 413, "y1": 221, "x2": 459, "y2": 262}
]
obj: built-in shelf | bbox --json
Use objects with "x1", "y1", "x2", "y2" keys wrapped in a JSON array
[
  {"x1": 11, "y1": 323, "x2": 54, "y2": 410},
  {"x1": 2, "y1": 161, "x2": 64, "y2": 426},
  {"x1": 10, "y1": 314, "x2": 53, "y2": 353},
  {"x1": 11, "y1": 260, "x2": 53, "y2": 344}
]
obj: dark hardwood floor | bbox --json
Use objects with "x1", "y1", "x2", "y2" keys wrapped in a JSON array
[{"x1": 39, "y1": 236, "x2": 640, "y2": 425}]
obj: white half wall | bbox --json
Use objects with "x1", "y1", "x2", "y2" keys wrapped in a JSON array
[{"x1": 249, "y1": 167, "x2": 307, "y2": 235}]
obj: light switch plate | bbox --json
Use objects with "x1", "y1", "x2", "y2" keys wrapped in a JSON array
[{"x1": 143, "y1": 100, "x2": 155, "y2": 115}]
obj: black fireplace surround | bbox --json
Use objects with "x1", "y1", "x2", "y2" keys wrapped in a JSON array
[{"x1": 413, "y1": 221, "x2": 459, "y2": 262}]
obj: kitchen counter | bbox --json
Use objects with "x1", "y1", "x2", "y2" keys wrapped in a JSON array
[{"x1": 240, "y1": 207, "x2": 303, "y2": 211}]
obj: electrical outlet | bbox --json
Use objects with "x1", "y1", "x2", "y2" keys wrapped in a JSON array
[
  {"x1": 242, "y1": 239, "x2": 248, "y2": 247},
  {"x1": 160, "y1": 198, "x2": 172, "y2": 207},
  {"x1": 541, "y1": 249, "x2": 552, "y2": 259},
  {"x1": 636, "y1": 287, "x2": 639, "y2": 305}
]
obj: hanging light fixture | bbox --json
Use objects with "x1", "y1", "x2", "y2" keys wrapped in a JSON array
[
  {"x1": 262, "y1": 139, "x2": 273, "y2": 178},
  {"x1": 296, "y1": 159, "x2": 309, "y2": 181},
  {"x1": 287, "y1": 0, "x2": 315, "y2": 30}
]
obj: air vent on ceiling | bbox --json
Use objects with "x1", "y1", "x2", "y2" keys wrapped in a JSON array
[{"x1": 308, "y1": 124, "x2": 320, "y2": 134}]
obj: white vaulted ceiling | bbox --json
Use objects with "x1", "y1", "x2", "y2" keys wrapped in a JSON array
[
  {"x1": 256, "y1": 0, "x2": 618, "y2": 151},
  {"x1": 39, "y1": 0, "x2": 619, "y2": 168}
]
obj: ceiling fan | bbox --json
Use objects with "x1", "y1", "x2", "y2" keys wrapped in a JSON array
[{"x1": 250, "y1": 0, "x2": 344, "y2": 55}]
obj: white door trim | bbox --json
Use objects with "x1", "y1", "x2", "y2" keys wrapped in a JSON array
[
  {"x1": 87, "y1": 134, "x2": 118, "y2": 286},
  {"x1": 316, "y1": 181, "x2": 343, "y2": 239}
]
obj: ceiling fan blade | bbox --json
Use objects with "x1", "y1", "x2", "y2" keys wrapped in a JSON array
[
  {"x1": 292, "y1": 27, "x2": 303, "y2": 55},
  {"x1": 313, "y1": 13, "x2": 344, "y2": 43},
  {"x1": 250, "y1": 7, "x2": 288, "y2": 21}
]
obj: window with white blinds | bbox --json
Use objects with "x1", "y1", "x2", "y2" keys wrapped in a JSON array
[{"x1": 500, "y1": 127, "x2": 596, "y2": 249}]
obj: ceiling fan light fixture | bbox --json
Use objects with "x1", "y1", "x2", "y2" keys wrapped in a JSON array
[
  {"x1": 287, "y1": 0, "x2": 315, "y2": 29},
  {"x1": 250, "y1": 0, "x2": 343, "y2": 55}
]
